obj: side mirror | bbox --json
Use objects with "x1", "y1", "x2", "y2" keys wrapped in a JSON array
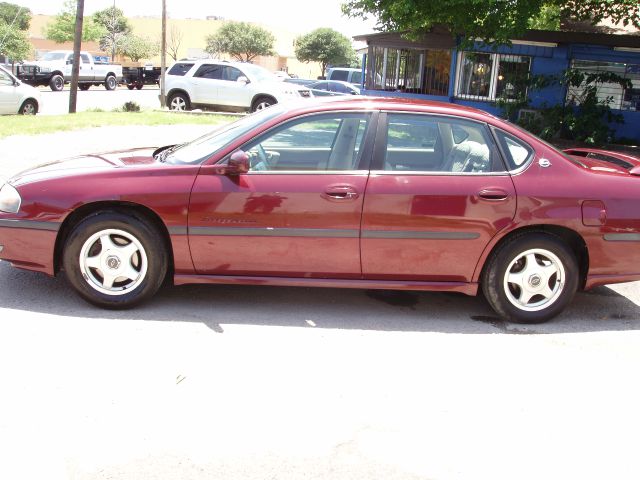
[
  {"x1": 237, "y1": 76, "x2": 249, "y2": 84},
  {"x1": 227, "y1": 150, "x2": 250, "y2": 174}
]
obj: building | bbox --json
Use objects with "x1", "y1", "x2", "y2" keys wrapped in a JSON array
[{"x1": 355, "y1": 28, "x2": 640, "y2": 142}]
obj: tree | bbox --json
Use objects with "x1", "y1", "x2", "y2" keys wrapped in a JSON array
[
  {"x1": 167, "y1": 23, "x2": 183, "y2": 61},
  {"x1": 342, "y1": 0, "x2": 640, "y2": 46},
  {"x1": 45, "y1": 0, "x2": 103, "y2": 43},
  {"x1": 93, "y1": 6, "x2": 131, "y2": 60},
  {"x1": 295, "y1": 28, "x2": 354, "y2": 78},
  {"x1": 121, "y1": 34, "x2": 159, "y2": 62},
  {"x1": 0, "y1": 21, "x2": 31, "y2": 61},
  {"x1": 205, "y1": 21, "x2": 275, "y2": 62},
  {"x1": 0, "y1": 2, "x2": 31, "y2": 30}
]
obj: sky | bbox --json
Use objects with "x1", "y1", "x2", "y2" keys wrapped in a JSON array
[{"x1": 16, "y1": 0, "x2": 379, "y2": 38}]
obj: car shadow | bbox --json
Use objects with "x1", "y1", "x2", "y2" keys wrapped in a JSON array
[{"x1": 1, "y1": 261, "x2": 639, "y2": 335}]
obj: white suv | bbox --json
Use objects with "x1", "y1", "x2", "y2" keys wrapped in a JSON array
[
  {"x1": 0, "y1": 65, "x2": 41, "y2": 115},
  {"x1": 164, "y1": 60, "x2": 313, "y2": 112}
]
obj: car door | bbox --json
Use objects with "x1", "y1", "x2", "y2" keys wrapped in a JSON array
[
  {"x1": 80, "y1": 53, "x2": 94, "y2": 81},
  {"x1": 190, "y1": 63, "x2": 222, "y2": 104},
  {"x1": 217, "y1": 66, "x2": 253, "y2": 108},
  {"x1": 0, "y1": 68, "x2": 19, "y2": 114},
  {"x1": 188, "y1": 111, "x2": 377, "y2": 278},
  {"x1": 361, "y1": 112, "x2": 516, "y2": 282}
]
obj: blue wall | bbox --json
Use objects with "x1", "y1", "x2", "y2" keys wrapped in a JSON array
[{"x1": 362, "y1": 41, "x2": 640, "y2": 143}]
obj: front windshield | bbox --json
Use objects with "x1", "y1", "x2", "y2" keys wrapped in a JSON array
[
  {"x1": 165, "y1": 105, "x2": 286, "y2": 164},
  {"x1": 41, "y1": 52, "x2": 67, "y2": 61},
  {"x1": 241, "y1": 63, "x2": 274, "y2": 83}
]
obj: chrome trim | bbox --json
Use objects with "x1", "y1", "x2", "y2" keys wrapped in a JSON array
[
  {"x1": 246, "y1": 170, "x2": 369, "y2": 175},
  {"x1": 168, "y1": 226, "x2": 188, "y2": 235},
  {"x1": 0, "y1": 219, "x2": 60, "y2": 231},
  {"x1": 190, "y1": 227, "x2": 360, "y2": 238},
  {"x1": 362, "y1": 230, "x2": 480, "y2": 240},
  {"x1": 604, "y1": 233, "x2": 640, "y2": 242},
  {"x1": 369, "y1": 170, "x2": 509, "y2": 177}
]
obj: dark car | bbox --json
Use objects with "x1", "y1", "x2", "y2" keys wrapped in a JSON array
[
  {"x1": 2, "y1": 97, "x2": 640, "y2": 323},
  {"x1": 307, "y1": 80, "x2": 360, "y2": 96}
]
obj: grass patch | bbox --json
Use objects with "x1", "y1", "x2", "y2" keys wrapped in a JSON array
[{"x1": 0, "y1": 111, "x2": 238, "y2": 138}]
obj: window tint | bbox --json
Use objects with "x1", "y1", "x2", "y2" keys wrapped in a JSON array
[
  {"x1": 241, "y1": 113, "x2": 372, "y2": 171},
  {"x1": 351, "y1": 71, "x2": 362, "y2": 84},
  {"x1": 312, "y1": 82, "x2": 328, "y2": 90},
  {"x1": 223, "y1": 66, "x2": 242, "y2": 81},
  {"x1": 0, "y1": 69, "x2": 11, "y2": 84},
  {"x1": 494, "y1": 129, "x2": 533, "y2": 170},
  {"x1": 384, "y1": 114, "x2": 499, "y2": 173},
  {"x1": 330, "y1": 70, "x2": 349, "y2": 81},
  {"x1": 168, "y1": 62, "x2": 194, "y2": 76},
  {"x1": 333, "y1": 82, "x2": 349, "y2": 93},
  {"x1": 80, "y1": 54, "x2": 91, "y2": 64},
  {"x1": 193, "y1": 64, "x2": 223, "y2": 80}
]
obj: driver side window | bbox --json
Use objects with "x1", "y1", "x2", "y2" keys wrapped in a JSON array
[{"x1": 243, "y1": 113, "x2": 371, "y2": 172}]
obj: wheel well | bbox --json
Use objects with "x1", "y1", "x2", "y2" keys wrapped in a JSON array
[
  {"x1": 251, "y1": 94, "x2": 277, "y2": 107},
  {"x1": 21, "y1": 97, "x2": 38, "y2": 108},
  {"x1": 481, "y1": 225, "x2": 589, "y2": 290},
  {"x1": 54, "y1": 201, "x2": 175, "y2": 281},
  {"x1": 167, "y1": 89, "x2": 189, "y2": 100}
]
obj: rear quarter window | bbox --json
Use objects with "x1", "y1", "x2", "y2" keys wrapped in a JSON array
[
  {"x1": 494, "y1": 129, "x2": 534, "y2": 171},
  {"x1": 168, "y1": 63, "x2": 194, "y2": 76}
]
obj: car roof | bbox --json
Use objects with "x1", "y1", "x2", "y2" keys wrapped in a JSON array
[{"x1": 280, "y1": 96, "x2": 501, "y2": 123}]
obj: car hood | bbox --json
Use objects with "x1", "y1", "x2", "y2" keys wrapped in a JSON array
[
  {"x1": 9, "y1": 147, "x2": 158, "y2": 187},
  {"x1": 25, "y1": 60, "x2": 65, "y2": 69}
]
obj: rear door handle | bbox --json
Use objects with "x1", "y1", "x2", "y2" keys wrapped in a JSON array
[{"x1": 478, "y1": 188, "x2": 509, "y2": 201}]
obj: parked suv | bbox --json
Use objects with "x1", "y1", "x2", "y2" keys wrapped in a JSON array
[
  {"x1": 164, "y1": 60, "x2": 313, "y2": 112},
  {"x1": 327, "y1": 67, "x2": 363, "y2": 86}
]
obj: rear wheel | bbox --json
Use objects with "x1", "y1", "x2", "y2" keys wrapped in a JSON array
[
  {"x1": 62, "y1": 211, "x2": 168, "y2": 309},
  {"x1": 482, "y1": 233, "x2": 578, "y2": 323},
  {"x1": 105, "y1": 75, "x2": 117, "y2": 90},
  {"x1": 168, "y1": 92, "x2": 190, "y2": 111},
  {"x1": 127, "y1": 84, "x2": 135, "y2": 90},
  {"x1": 79, "y1": 84, "x2": 91, "y2": 91},
  {"x1": 135, "y1": 84, "x2": 143, "y2": 90},
  {"x1": 18, "y1": 99, "x2": 38, "y2": 115},
  {"x1": 49, "y1": 74, "x2": 64, "y2": 91}
]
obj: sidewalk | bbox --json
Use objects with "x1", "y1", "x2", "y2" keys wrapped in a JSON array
[{"x1": 0, "y1": 124, "x2": 217, "y2": 180}]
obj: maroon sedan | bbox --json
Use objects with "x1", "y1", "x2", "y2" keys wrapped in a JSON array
[{"x1": 1, "y1": 97, "x2": 639, "y2": 323}]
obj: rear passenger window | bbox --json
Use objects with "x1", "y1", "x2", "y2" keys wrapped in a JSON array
[
  {"x1": 193, "y1": 64, "x2": 223, "y2": 80},
  {"x1": 168, "y1": 62, "x2": 194, "y2": 76},
  {"x1": 494, "y1": 130, "x2": 533, "y2": 170},
  {"x1": 330, "y1": 70, "x2": 349, "y2": 81},
  {"x1": 384, "y1": 114, "x2": 501, "y2": 173}
]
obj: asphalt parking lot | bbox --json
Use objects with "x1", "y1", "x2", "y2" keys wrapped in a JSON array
[{"x1": 1, "y1": 125, "x2": 640, "y2": 480}]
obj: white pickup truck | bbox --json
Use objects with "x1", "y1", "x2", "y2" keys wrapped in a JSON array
[{"x1": 16, "y1": 50, "x2": 123, "y2": 92}]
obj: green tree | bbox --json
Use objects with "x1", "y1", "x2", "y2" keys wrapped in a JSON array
[
  {"x1": 342, "y1": 0, "x2": 640, "y2": 46},
  {"x1": 0, "y1": 21, "x2": 30, "y2": 61},
  {"x1": 205, "y1": 21, "x2": 275, "y2": 62},
  {"x1": 44, "y1": 0, "x2": 103, "y2": 43},
  {"x1": 93, "y1": 6, "x2": 131, "y2": 60},
  {"x1": 0, "y1": 2, "x2": 31, "y2": 30},
  {"x1": 121, "y1": 34, "x2": 158, "y2": 62},
  {"x1": 295, "y1": 28, "x2": 354, "y2": 78}
]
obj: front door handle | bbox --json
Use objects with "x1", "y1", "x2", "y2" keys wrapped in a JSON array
[
  {"x1": 478, "y1": 188, "x2": 509, "y2": 201},
  {"x1": 322, "y1": 184, "x2": 359, "y2": 201}
]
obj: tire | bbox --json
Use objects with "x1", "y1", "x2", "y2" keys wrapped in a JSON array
[
  {"x1": 79, "y1": 84, "x2": 91, "y2": 91},
  {"x1": 49, "y1": 74, "x2": 64, "y2": 92},
  {"x1": 105, "y1": 75, "x2": 117, "y2": 91},
  {"x1": 127, "y1": 84, "x2": 135, "y2": 90},
  {"x1": 167, "y1": 92, "x2": 190, "y2": 111},
  {"x1": 18, "y1": 99, "x2": 38, "y2": 115},
  {"x1": 482, "y1": 233, "x2": 579, "y2": 324},
  {"x1": 62, "y1": 211, "x2": 168, "y2": 309},
  {"x1": 135, "y1": 84, "x2": 143, "y2": 90},
  {"x1": 251, "y1": 96, "x2": 276, "y2": 112}
]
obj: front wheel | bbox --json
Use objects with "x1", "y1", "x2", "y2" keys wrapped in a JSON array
[
  {"x1": 167, "y1": 92, "x2": 190, "y2": 111},
  {"x1": 49, "y1": 74, "x2": 64, "y2": 91},
  {"x1": 18, "y1": 99, "x2": 38, "y2": 115},
  {"x1": 482, "y1": 233, "x2": 579, "y2": 324},
  {"x1": 251, "y1": 96, "x2": 276, "y2": 112},
  {"x1": 105, "y1": 75, "x2": 117, "y2": 91},
  {"x1": 62, "y1": 211, "x2": 168, "y2": 309}
]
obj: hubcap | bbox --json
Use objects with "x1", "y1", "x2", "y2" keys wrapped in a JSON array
[
  {"x1": 79, "y1": 229, "x2": 148, "y2": 296},
  {"x1": 22, "y1": 103, "x2": 35, "y2": 114},
  {"x1": 255, "y1": 101, "x2": 271, "y2": 111},
  {"x1": 503, "y1": 248, "x2": 565, "y2": 312},
  {"x1": 171, "y1": 97, "x2": 186, "y2": 110}
]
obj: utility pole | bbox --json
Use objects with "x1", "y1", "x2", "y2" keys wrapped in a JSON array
[
  {"x1": 159, "y1": 0, "x2": 167, "y2": 108},
  {"x1": 111, "y1": 0, "x2": 116, "y2": 62},
  {"x1": 69, "y1": 0, "x2": 84, "y2": 113}
]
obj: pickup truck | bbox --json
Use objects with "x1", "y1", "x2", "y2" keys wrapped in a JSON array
[{"x1": 16, "y1": 50, "x2": 123, "y2": 92}]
